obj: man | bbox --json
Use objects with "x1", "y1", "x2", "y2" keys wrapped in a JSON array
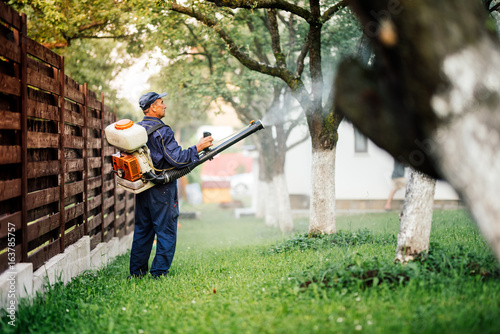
[
  {"x1": 129, "y1": 92, "x2": 213, "y2": 278},
  {"x1": 384, "y1": 159, "x2": 407, "y2": 211}
]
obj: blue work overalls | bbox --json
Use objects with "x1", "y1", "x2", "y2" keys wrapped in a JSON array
[{"x1": 129, "y1": 116, "x2": 199, "y2": 277}]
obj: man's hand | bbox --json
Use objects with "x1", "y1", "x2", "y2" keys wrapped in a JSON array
[{"x1": 196, "y1": 135, "x2": 213, "y2": 153}]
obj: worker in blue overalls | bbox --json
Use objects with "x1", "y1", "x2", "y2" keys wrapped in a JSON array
[{"x1": 129, "y1": 92, "x2": 213, "y2": 279}]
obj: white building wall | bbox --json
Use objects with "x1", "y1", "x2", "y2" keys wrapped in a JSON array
[{"x1": 285, "y1": 121, "x2": 459, "y2": 200}]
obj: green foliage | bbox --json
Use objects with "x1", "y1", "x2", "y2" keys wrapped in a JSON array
[
  {"x1": 8, "y1": 0, "x2": 138, "y2": 47},
  {"x1": 267, "y1": 229, "x2": 397, "y2": 254},
  {"x1": 3, "y1": 210, "x2": 499, "y2": 333},
  {"x1": 290, "y1": 240, "x2": 499, "y2": 294}
]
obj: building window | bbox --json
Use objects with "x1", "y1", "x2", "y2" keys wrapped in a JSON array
[{"x1": 354, "y1": 127, "x2": 368, "y2": 153}]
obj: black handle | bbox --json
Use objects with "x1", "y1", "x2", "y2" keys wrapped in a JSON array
[{"x1": 203, "y1": 132, "x2": 211, "y2": 154}]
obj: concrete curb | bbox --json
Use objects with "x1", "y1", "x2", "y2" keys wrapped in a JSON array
[{"x1": 0, "y1": 233, "x2": 133, "y2": 311}]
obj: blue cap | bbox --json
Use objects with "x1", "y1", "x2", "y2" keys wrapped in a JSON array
[{"x1": 139, "y1": 92, "x2": 167, "y2": 111}]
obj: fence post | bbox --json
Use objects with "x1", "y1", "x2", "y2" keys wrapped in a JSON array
[
  {"x1": 59, "y1": 55, "x2": 66, "y2": 252},
  {"x1": 113, "y1": 106, "x2": 117, "y2": 237},
  {"x1": 83, "y1": 83, "x2": 88, "y2": 236},
  {"x1": 100, "y1": 93, "x2": 105, "y2": 242},
  {"x1": 20, "y1": 14, "x2": 28, "y2": 262}
]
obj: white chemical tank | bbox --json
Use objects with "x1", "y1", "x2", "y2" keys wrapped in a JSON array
[{"x1": 105, "y1": 119, "x2": 148, "y2": 152}]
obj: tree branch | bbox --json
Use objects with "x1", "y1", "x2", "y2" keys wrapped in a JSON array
[
  {"x1": 78, "y1": 20, "x2": 108, "y2": 32},
  {"x1": 245, "y1": 15, "x2": 270, "y2": 64},
  {"x1": 206, "y1": 0, "x2": 312, "y2": 22},
  {"x1": 309, "y1": 0, "x2": 323, "y2": 113},
  {"x1": 296, "y1": 33, "x2": 309, "y2": 76},
  {"x1": 181, "y1": 21, "x2": 215, "y2": 74},
  {"x1": 267, "y1": 8, "x2": 287, "y2": 67},
  {"x1": 321, "y1": 0, "x2": 349, "y2": 23}
]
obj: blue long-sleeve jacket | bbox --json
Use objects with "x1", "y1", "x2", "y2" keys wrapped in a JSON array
[{"x1": 137, "y1": 116, "x2": 199, "y2": 170}]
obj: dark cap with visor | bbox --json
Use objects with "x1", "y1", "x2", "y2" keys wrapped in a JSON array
[{"x1": 139, "y1": 92, "x2": 167, "y2": 111}]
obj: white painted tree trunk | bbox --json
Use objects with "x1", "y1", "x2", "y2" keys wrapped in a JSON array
[
  {"x1": 308, "y1": 148, "x2": 336, "y2": 235},
  {"x1": 274, "y1": 173, "x2": 294, "y2": 232},
  {"x1": 395, "y1": 169, "x2": 436, "y2": 263},
  {"x1": 429, "y1": 37, "x2": 500, "y2": 261},
  {"x1": 265, "y1": 178, "x2": 278, "y2": 228}
]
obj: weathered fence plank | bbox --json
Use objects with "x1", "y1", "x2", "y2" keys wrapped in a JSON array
[
  {"x1": 27, "y1": 160, "x2": 60, "y2": 178},
  {"x1": 64, "y1": 83, "x2": 85, "y2": 105},
  {"x1": 27, "y1": 131, "x2": 59, "y2": 148},
  {"x1": 88, "y1": 157, "x2": 102, "y2": 169},
  {"x1": 0, "y1": 244, "x2": 21, "y2": 273},
  {"x1": 104, "y1": 213, "x2": 114, "y2": 228},
  {"x1": 0, "y1": 211, "x2": 22, "y2": 238},
  {"x1": 64, "y1": 108, "x2": 84, "y2": 127},
  {"x1": 103, "y1": 196, "x2": 114, "y2": 210},
  {"x1": 27, "y1": 67, "x2": 59, "y2": 94},
  {"x1": 65, "y1": 180, "x2": 84, "y2": 198},
  {"x1": 64, "y1": 224, "x2": 85, "y2": 248},
  {"x1": 27, "y1": 97, "x2": 59, "y2": 121},
  {"x1": 26, "y1": 37, "x2": 59, "y2": 68},
  {"x1": 26, "y1": 187, "x2": 59, "y2": 210},
  {"x1": 0, "y1": 179, "x2": 21, "y2": 201},
  {"x1": 90, "y1": 232, "x2": 101, "y2": 250},
  {"x1": 65, "y1": 135, "x2": 84, "y2": 149},
  {"x1": 65, "y1": 202, "x2": 84, "y2": 222},
  {"x1": 0, "y1": 110, "x2": 21, "y2": 130},
  {"x1": 0, "y1": 72, "x2": 21, "y2": 96},
  {"x1": 88, "y1": 214, "x2": 102, "y2": 232},
  {"x1": 88, "y1": 194, "x2": 102, "y2": 211},
  {"x1": 0, "y1": 34, "x2": 20, "y2": 62},
  {"x1": 27, "y1": 213, "x2": 59, "y2": 242},
  {"x1": 66, "y1": 159, "x2": 84, "y2": 173},
  {"x1": 28, "y1": 240, "x2": 60, "y2": 272},
  {"x1": 0, "y1": 145, "x2": 21, "y2": 164},
  {"x1": 0, "y1": 0, "x2": 22, "y2": 30}
]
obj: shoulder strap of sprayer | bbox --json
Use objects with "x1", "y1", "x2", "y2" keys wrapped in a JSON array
[
  {"x1": 141, "y1": 122, "x2": 173, "y2": 175},
  {"x1": 146, "y1": 123, "x2": 167, "y2": 136}
]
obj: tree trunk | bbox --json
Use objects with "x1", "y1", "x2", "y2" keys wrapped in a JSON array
[
  {"x1": 265, "y1": 180, "x2": 279, "y2": 228},
  {"x1": 274, "y1": 173, "x2": 294, "y2": 232},
  {"x1": 308, "y1": 147, "x2": 336, "y2": 235},
  {"x1": 336, "y1": 0, "x2": 500, "y2": 261},
  {"x1": 395, "y1": 169, "x2": 436, "y2": 262}
]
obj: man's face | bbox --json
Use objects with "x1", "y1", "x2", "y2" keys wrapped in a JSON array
[{"x1": 150, "y1": 98, "x2": 166, "y2": 118}]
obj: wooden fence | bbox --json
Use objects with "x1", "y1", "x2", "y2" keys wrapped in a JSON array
[{"x1": 0, "y1": 1, "x2": 135, "y2": 273}]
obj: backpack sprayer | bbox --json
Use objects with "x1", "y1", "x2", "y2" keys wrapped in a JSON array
[{"x1": 105, "y1": 119, "x2": 264, "y2": 194}]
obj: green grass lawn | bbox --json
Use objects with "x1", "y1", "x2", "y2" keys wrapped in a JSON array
[{"x1": 2, "y1": 206, "x2": 499, "y2": 334}]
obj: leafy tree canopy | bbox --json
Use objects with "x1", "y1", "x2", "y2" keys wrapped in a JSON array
[{"x1": 8, "y1": 0, "x2": 140, "y2": 48}]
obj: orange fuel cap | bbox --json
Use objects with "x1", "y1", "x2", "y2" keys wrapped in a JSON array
[{"x1": 115, "y1": 119, "x2": 134, "y2": 130}]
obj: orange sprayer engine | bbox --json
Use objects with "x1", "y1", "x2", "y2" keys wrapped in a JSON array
[{"x1": 112, "y1": 152, "x2": 142, "y2": 182}]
